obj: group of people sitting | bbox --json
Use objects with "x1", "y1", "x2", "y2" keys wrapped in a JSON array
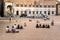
[
  {"x1": 6, "y1": 24, "x2": 23, "y2": 33},
  {"x1": 36, "y1": 24, "x2": 50, "y2": 28}
]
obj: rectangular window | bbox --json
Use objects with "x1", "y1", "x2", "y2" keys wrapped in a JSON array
[
  {"x1": 20, "y1": 4, "x2": 23, "y2": 7},
  {"x1": 52, "y1": 5, "x2": 54, "y2": 8},
  {"x1": 40, "y1": 5, "x2": 42, "y2": 7}
]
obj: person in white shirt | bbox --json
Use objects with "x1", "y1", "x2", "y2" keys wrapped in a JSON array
[
  {"x1": 12, "y1": 26, "x2": 16, "y2": 32},
  {"x1": 6, "y1": 26, "x2": 10, "y2": 33},
  {"x1": 14, "y1": 24, "x2": 17, "y2": 29}
]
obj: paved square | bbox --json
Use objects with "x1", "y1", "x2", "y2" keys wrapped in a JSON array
[{"x1": 0, "y1": 16, "x2": 60, "y2": 40}]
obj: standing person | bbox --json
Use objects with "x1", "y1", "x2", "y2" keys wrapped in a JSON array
[
  {"x1": 24, "y1": 22, "x2": 26, "y2": 27},
  {"x1": 51, "y1": 20, "x2": 54, "y2": 26},
  {"x1": 9, "y1": 16, "x2": 12, "y2": 22},
  {"x1": 6, "y1": 26, "x2": 10, "y2": 33}
]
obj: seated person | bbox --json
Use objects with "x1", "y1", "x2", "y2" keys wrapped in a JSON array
[
  {"x1": 42, "y1": 24, "x2": 45, "y2": 28},
  {"x1": 16, "y1": 24, "x2": 20, "y2": 29},
  {"x1": 11, "y1": 26, "x2": 16, "y2": 33},
  {"x1": 47, "y1": 24, "x2": 50, "y2": 28},
  {"x1": 14, "y1": 24, "x2": 17, "y2": 29},
  {"x1": 6, "y1": 26, "x2": 10, "y2": 33},
  {"x1": 39, "y1": 24, "x2": 42, "y2": 28},
  {"x1": 36, "y1": 24, "x2": 39, "y2": 28},
  {"x1": 20, "y1": 25, "x2": 23, "y2": 29},
  {"x1": 46, "y1": 24, "x2": 50, "y2": 28}
]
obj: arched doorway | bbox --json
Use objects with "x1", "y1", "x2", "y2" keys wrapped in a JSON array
[
  {"x1": 48, "y1": 11, "x2": 50, "y2": 15},
  {"x1": 7, "y1": 5, "x2": 12, "y2": 11},
  {"x1": 7, "y1": 5, "x2": 12, "y2": 16},
  {"x1": 16, "y1": 11, "x2": 19, "y2": 16}
]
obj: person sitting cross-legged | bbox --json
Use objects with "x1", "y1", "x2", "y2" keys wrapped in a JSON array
[
  {"x1": 6, "y1": 26, "x2": 10, "y2": 33},
  {"x1": 11, "y1": 26, "x2": 16, "y2": 33}
]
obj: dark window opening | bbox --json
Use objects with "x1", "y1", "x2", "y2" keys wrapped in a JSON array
[
  {"x1": 48, "y1": 5, "x2": 50, "y2": 8},
  {"x1": 40, "y1": 5, "x2": 42, "y2": 7},
  {"x1": 36, "y1": 5, "x2": 38, "y2": 7},
  {"x1": 25, "y1": 5, "x2": 27, "y2": 7},
  {"x1": 52, "y1": 5, "x2": 54, "y2": 8},
  {"x1": 44, "y1": 5, "x2": 47, "y2": 7},
  {"x1": 20, "y1": 4, "x2": 23, "y2": 7}
]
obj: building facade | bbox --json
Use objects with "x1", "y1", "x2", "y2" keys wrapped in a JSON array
[{"x1": 4, "y1": 0, "x2": 57, "y2": 17}]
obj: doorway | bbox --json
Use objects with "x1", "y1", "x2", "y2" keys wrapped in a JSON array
[
  {"x1": 7, "y1": 5, "x2": 12, "y2": 11},
  {"x1": 48, "y1": 11, "x2": 50, "y2": 15},
  {"x1": 16, "y1": 11, "x2": 19, "y2": 15}
]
